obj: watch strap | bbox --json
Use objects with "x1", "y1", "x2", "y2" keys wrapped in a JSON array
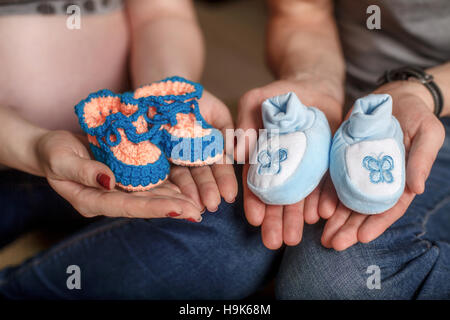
[{"x1": 379, "y1": 66, "x2": 443, "y2": 117}]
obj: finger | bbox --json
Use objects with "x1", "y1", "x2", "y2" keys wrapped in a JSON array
[
  {"x1": 237, "y1": 89, "x2": 264, "y2": 130},
  {"x1": 321, "y1": 202, "x2": 352, "y2": 248},
  {"x1": 243, "y1": 164, "x2": 266, "y2": 226},
  {"x1": 134, "y1": 182, "x2": 182, "y2": 198},
  {"x1": 331, "y1": 213, "x2": 367, "y2": 251},
  {"x1": 318, "y1": 174, "x2": 339, "y2": 219},
  {"x1": 261, "y1": 205, "x2": 284, "y2": 250},
  {"x1": 157, "y1": 180, "x2": 182, "y2": 193},
  {"x1": 303, "y1": 182, "x2": 322, "y2": 224},
  {"x1": 53, "y1": 155, "x2": 115, "y2": 190},
  {"x1": 169, "y1": 166, "x2": 203, "y2": 210},
  {"x1": 211, "y1": 163, "x2": 238, "y2": 203},
  {"x1": 406, "y1": 122, "x2": 445, "y2": 194},
  {"x1": 203, "y1": 95, "x2": 236, "y2": 167},
  {"x1": 358, "y1": 188, "x2": 416, "y2": 243},
  {"x1": 50, "y1": 179, "x2": 202, "y2": 220},
  {"x1": 283, "y1": 202, "x2": 304, "y2": 246},
  {"x1": 190, "y1": 166, "x2": 221, "y2": 212}
]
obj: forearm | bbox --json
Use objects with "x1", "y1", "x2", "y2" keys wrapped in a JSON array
[
  {"x1": 0, "y1": 105, "x2": 48, "y2": 176},
  {"x1": 267, "y1": 0, "x2": 345, "y2": 103},
  {"x1": 127, "y1": 0, "x2": 204, "y2": 88}
]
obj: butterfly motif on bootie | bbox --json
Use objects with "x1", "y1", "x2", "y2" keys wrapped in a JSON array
[
  {"x1": 362, "y1": 154, "x2": 394, "y2": 184},
  {"x1": 257, "y1": 148, "x2": 288, "y2": 175}
]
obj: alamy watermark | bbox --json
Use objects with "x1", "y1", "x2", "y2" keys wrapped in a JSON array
[
  {"x1": 168, "y1": 122, "x2": 283, "y2": 168},
  {"x1": 66, "y1": 265, "x2": 81, "y2": 290},
  {"x1": 366, "y1": 265, "x2": 381, "y2": 290},
  {"x1": 66, "y1": 5, "x2": 81, "y2": 30},
  {"x1": 366, "y1": 5, "x2": 381, "y2": 30}
]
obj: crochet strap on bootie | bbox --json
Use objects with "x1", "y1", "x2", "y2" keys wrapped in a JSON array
[{"x1": 134, "y1": 76, "x2": 224, "y2": 166}]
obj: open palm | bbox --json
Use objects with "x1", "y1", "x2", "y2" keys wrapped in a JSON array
[
  {"x1": 37, "y1": 130, "x2": 204, "y2": 220},
  {"x1": 237, "y1": 79, "x2": 342, "y2": 249},
  {"x1": 320, "y1": 82, "x2": 445, "y2": 250}
]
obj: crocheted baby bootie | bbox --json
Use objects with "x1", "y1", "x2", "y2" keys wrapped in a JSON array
[
  {"x1": 134, "y1": 76, "x2": 224, "y2": 166},
  {"x1": 247, "y1": 92, "x2": 332, "y2": 205},
  {"x1": 75, "y1": 90, "x2": 170, "y2": 191},
  {"x1": 330, "y1": 94, "x2": 405, "y2": 214}
]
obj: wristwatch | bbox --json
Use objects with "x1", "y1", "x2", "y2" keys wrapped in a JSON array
[{"x1": 379, "y1": 66, "x2": 444, "y2": 117}]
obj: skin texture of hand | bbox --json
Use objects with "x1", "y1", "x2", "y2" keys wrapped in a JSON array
[
  {"x1": 321, "y1": 81, "x2": 446, "y2": 251},
  {"x1": 237, "y1": 78, "x2": 343, "y2": 250},
  {"x1": 168, "y1": 90, "x2": 238, "y2": 212},
  {"x1": 36, "y1": 130, "x2": 204, "y2": 221}
]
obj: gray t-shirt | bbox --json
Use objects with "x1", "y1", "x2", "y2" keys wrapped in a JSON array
[{"x1": 335, "y1": 0, "x2": 450, "y2": 105}]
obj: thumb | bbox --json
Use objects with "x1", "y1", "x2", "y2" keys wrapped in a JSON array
[
  {"x1": 52, "y1": 154, "x2": 116, "y2": 190},
  {"x1": 236, "y1": 90, "x2": 263, "y2": 163},
  {"x1": 406, "y1": 121, "x2": 444, "y2": 194}
]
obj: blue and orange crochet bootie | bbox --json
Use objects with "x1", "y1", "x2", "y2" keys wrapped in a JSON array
[
  {"x1": 75, "y1": 90, "x2": 170, "y2": 191},
  {"x1": 134, "y1": 77, "x2": 224, "y2": 166},
  {"x1": 75, "y1": 77, "x2": 224, "y2": 192}
]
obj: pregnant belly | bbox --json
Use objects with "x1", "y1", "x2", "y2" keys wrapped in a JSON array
[{"x1": 0, "y1": 11, "x2": 129, "y2": 132}]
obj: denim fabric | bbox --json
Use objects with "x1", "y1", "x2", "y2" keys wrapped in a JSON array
[
  {"x1": 0, "y1": 166, "x2": 280, "y2": 299},
  {"x1": 0, "y1": 171, "x2": 90, "y2": 249},
  {"x1": 276, "y1": 118, "x2": 450, "y2": 300}
]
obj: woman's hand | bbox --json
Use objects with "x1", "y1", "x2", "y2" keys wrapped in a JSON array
[
  {"x1": 36, "y1": 130, "x2": 203, "y2": 220},
  {"x1": 237, "y1": 77, "x2": 343, "y2": 249},
  {"x1": 321, "y1": 81, "x2": 446, "y2": 251},
  {"x1": 167, "y1": 90, "x2": 238, "y2": 212}
]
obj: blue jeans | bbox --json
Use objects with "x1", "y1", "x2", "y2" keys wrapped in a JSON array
[
  {"x1": 0, "y1": 166, "x2": 280, "y2": 299},
  {"x1": 276, "y1": 117, "x2": 450, "y2": 300}
]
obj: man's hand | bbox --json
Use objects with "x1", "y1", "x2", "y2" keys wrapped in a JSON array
[
  {"x1": 237, "y1": 77, "x2": 343, "y2": 249},
  {"x1": 37, "y1": 130, "x2": 204, "y2": 220},
  {"x1": 169, "y1": 90, "x2": 238, "y2": 212},
  {"x1": 321, "y1": 81, "x2": 445, "y2": 251}
]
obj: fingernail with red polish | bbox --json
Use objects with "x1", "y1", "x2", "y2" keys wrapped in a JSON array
[
  {"x1": 167, "y1": 212, "x2": 181, "y2": 217},
  {"x1": 96, "y1": 173, "x2": 111, "y2": 190},
  {"x1": 185, "y1": 218, "x2": 199, "y2": 223}
]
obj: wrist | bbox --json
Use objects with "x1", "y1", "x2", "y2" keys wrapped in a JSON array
[
  {"x1": 5, "y1": 126, "x2": 49, "y2": 177},
  {"x1": 30, "y1": 127, "x2": 51, "y2": 176}
]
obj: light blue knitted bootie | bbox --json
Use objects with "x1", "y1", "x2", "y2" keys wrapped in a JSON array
[
  {"x1": 330, "y1": 94, "x2": 405, "y2": 214},
  {"x1": 247, "y1": 92, "x2": 332, "y2": 205}
]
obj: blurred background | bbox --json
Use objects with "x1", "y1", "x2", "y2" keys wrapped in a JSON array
[
  {"x1": 0, "y1": 0, "x2": 274, "y2": 270},
  {"x1": 198, "y1": 0, "x2": 273, "y2": 117}
]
